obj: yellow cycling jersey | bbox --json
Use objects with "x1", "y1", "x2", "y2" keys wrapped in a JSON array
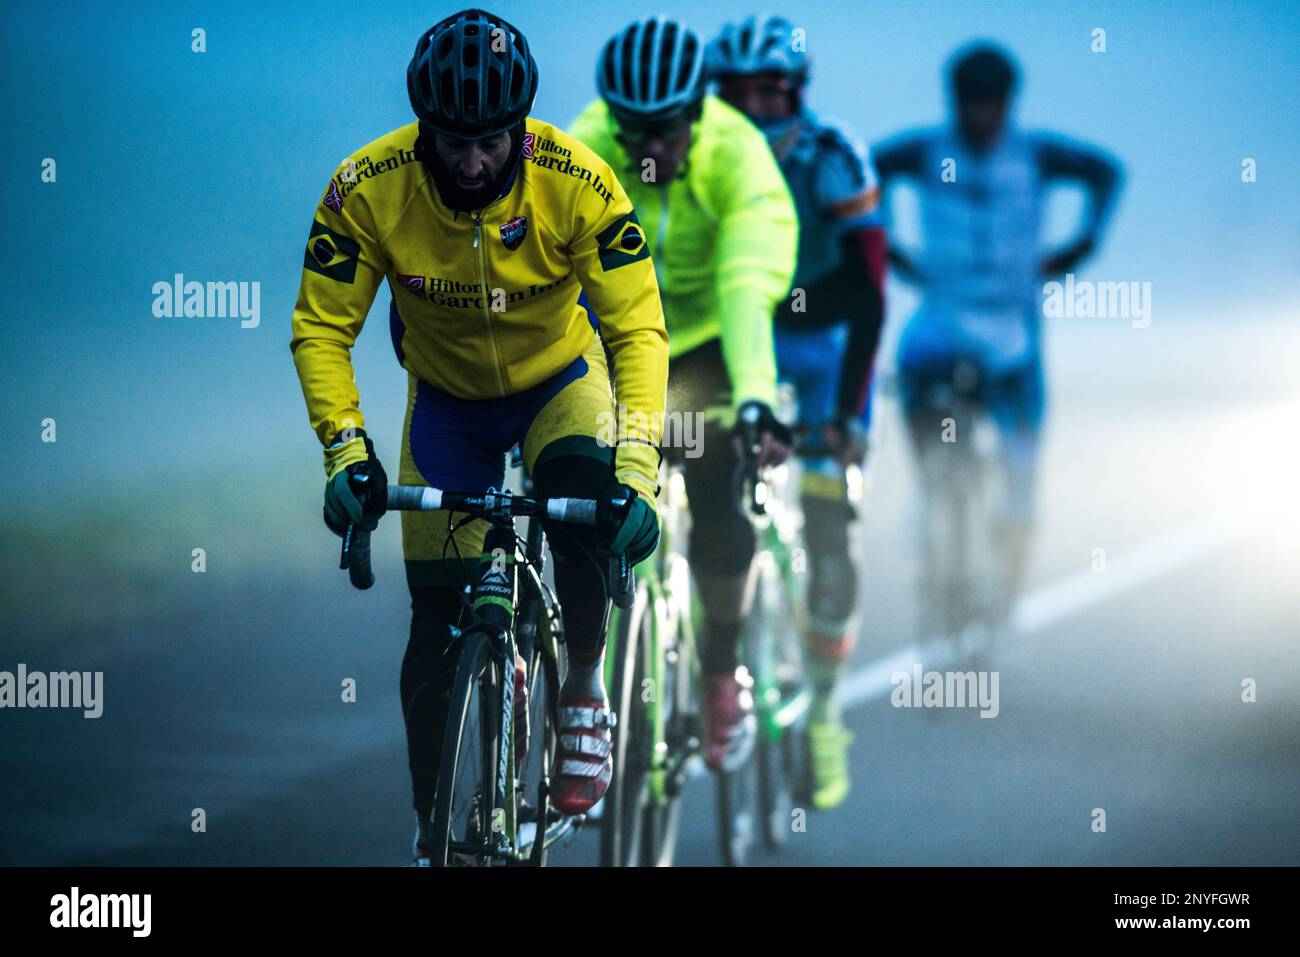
[
  {"x1": 290, "y1": 117, "x2": 669, "y2": 497},
  {"x1": 570, "y1": 95, "x2": 798, "y2": 409}
]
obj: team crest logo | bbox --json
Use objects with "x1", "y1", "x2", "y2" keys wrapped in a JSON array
[
  {"x1": 397, "y1": 273, "x2": 426, "y2": 297},
  {"x1": 323, "y1": 179, "x2": 344, "y2": 214},
  {"x1": 499, "y1": 216, "x2": 528, "y2": 251},
  {"x1": 521, "y1": 131, "x2": 535, "y2": 160}
]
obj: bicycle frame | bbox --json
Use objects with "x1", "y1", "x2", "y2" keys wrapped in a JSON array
[
  {"x1": 604, "y1": 464, "x2": 700, "y2": 807},
  {"x1": 449, "y1": 508, "x2": 579, "y2": 863},
  {"x1": 749, "y1": 499, "x2": 812, "y2": 746},
  {"x1": 915, "y1": 375, "x2": 1007, "y2": 644}
]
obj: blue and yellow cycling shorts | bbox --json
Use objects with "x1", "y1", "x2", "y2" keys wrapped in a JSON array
[{"x1": 398, "y1": 311, "x2": 616, "y2": 589}]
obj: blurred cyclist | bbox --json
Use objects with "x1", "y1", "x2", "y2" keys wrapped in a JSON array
[
  {"x1": 874, "y1": 42, "x2": 1122, "y2": 645},
  {"x1": 289, "y1": 9, "x2": 669, "y2": 863},
  {"x1": 711, "y1": 14, "x2": 889, "y2": 810},
  {"x1": 571, "y1": 17, "x2": 798, "y2": 773}
]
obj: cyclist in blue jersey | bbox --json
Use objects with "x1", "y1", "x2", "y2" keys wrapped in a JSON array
[
  {"x1": 711, "y1": 14, "x2": 890, "y2": 810},
  {"x1": 874, "y1": 42, "x2": 1122, "y2": 646}
]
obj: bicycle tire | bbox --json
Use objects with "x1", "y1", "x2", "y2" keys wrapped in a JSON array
[
  {"x1": 430, "y1": 631, "x2": 502, "y2": 867},
  {"x1": 640, "y1": 608, "x2": 689, "y2": 868},
  {"x1": 717, "y1": 564, "x2": 771, "y2": 866},
  {"x1": 751, "y1": 557, "x2": 800, "y2": 851},
  {"x1": 599, "y1": 579, "x2": 652, "y2": 866},
  {"x1": 716, "y1": 749, "x2": 759, "y2": 866},
  {"x1": 519, "y1": 640, "x2": 560, "y2": 866}
]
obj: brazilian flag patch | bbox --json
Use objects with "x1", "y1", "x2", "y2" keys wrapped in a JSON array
[
  {"x1": 304, "y1": 219, "x2": 361, "y2": 284},
  {"x1": 595, "y1": 211, "x2": 650, "y2": 271}
]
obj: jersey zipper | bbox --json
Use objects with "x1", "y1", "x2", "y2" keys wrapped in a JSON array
[{"x1": 473, "y1": 214, "x2": 508, "y2": 396}]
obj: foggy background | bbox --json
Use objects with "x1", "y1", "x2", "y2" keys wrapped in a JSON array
[{"x1": 2, "y1": 0, "x2": 1297, "y2": 864}]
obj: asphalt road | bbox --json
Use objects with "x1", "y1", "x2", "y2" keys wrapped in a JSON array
[{"x1": 3, "y1": 317, "x2": 1298, "y2": 866}]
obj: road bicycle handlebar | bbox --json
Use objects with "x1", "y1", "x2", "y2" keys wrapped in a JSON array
[
  {"x1": 339, "y1": 485, "x2": 633, "y2": 607},
  {"x1": 735, "y1": 421, "x2": 837, "y2": 517}
]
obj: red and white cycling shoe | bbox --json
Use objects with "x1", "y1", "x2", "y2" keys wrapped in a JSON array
[
  {"x1": 549, "y1": 696, "x2": 615, "y2": 815},
  {"x1": 702, "y1": 666, "x2": 757, "y2": 772}
]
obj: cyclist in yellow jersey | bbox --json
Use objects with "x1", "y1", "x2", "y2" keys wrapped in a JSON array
[
  {"x1": 570, "y1": 18, "x2": 798, "y2": 773},
  {"x1": 289, "y1": 9, "x2": 668, "y2": 863}
]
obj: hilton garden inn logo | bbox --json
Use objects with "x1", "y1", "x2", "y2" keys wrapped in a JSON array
[
  {"x1": 0, "y1": 664, "x2": 103, "y2": 718},
  {"x1": 151, "y1": 273, "x2": 261, "y2": 328}
]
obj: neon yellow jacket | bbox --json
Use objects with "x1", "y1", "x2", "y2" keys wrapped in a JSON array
[
  {"x1": 290, "y1": 118, "x2": 669, "y2": 499},
  {"x1": 570, "y1": 96, "x2": 798, "y2": 409}
]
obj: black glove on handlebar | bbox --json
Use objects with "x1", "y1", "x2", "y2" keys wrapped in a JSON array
[
  {"x1": 323, "y1": 434, "x2": 388, "y2": 537},
  {"x1": 733, "y1": 400, "x2": 793, "y2": 458}
]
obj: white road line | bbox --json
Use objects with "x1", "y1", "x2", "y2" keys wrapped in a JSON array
[{"x1": 839, "y1": 510, "x2": 1252, "y2": 708}]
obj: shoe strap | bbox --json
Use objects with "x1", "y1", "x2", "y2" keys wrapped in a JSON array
[{"x1": 559, "y1": 703, "x2": 616, "y2": 731}]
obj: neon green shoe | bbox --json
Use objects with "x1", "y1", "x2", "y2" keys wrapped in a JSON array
[{"x1": 807, "y1": 720, "x2": 854, "y2": 810}]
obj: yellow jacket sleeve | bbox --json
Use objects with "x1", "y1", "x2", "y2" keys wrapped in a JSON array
[
  {"x1": 289, "y1": 164, "x2": 390, "y2": 448},
  {"x1": 707, "y1": 130, "x2": 798, "y2": 411},
  {"x1": 567, "y1": 144, "x2": 669, "y2": 502}
]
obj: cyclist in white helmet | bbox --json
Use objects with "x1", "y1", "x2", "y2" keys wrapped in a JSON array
[{"x1": 710, "y1": 13, "x2": 889, "y2": 810}]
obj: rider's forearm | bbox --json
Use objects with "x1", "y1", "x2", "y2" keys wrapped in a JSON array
[
  {"x1": 713, "y1": 134, "x2": 797, "y2": 412},
  {"x1": 888, "y1": 246, "x2": 925, "y2": 285},
  {"x1": 605, "y1": 329, "x2": 669, "y2": 442},
  {"x1": 291, "y1": 332, "x2": 367, "y2": 451},
  {"x1": 1037, "y1": 135, "x2": 1124, "y2": 242},
  {"x1": 568, "y1": 149, "x2": 670, "y2": 503},
  {"x1": 714, "y1": 215, "x2": 796, "y2": 410},
  {"x1": 834, "y1": 227, "x2": 888, "y2": 421},
  {"x1": 291, "y1": 169, "x2": 388, "y2": 447},
  {"x1": 717, "y1": 281, "x2": 781, "y2": 410},
  {"x1": 599, "y1": 295, "x2": 669, "y2": 502}
]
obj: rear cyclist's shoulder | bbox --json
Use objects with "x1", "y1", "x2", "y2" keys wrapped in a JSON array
[
  {"x1": 801, "y1": 111, "x2": 876, "y2": 195},
  {"x1": 695, "y1": 96, "x2": 770, "y2": 158},
  {"x1": 805, "y1": 112, "x2": 868, "y2": 162},
  {"x1": 872, "y1": 125, "x2": 946, "y2": 179},
  {"x1": 690, "y1": 97, "x2": 786, "y2": 196}
]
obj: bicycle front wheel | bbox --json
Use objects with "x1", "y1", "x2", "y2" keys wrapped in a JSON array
[
  {"x1": 519, "y1": 633, "x2": 562, "y2": 865},
  {"x1": 757, "y1": 550, "x2": 807, "y2": 850},
  {"x1": 430, "y1": 631, "x2": 502, "y2": 867},
  {"x1": 600, "y1": 579, "x2": 653, "y2": 867},
  {"x1": 640, "y1": 592, "x2": 692, "y2": 868}
]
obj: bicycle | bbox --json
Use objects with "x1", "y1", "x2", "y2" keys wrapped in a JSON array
[
  {"x1": 598, "y1": 457, "x2": 701, "y2": 867},
  {"x1": 909, "y1": 359, "x2": 1007, "y2": 668},
  {"x1": 341, "y1": 477, "x2": 633, "y2": 866},
  {"x1": 718, "y1": 410, "x2": 858, "y2": 865}
]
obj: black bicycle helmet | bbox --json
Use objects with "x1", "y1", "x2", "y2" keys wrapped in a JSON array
[
  {"x1": 949, "y1": 41, "x2": 1019, "y2": 102},
  {"x1": 596, "y1": 17, "x2": 707, "y2": 124},
  {"x1": 407, "y1": 8, "x2": 539, "y2": 138}
]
